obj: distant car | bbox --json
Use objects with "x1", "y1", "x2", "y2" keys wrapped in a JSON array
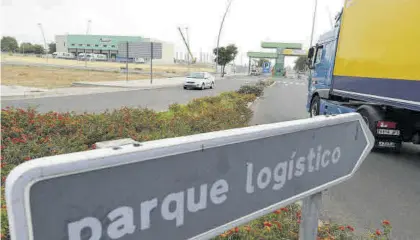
[
  {"x1": 183, "y1": 72, "x2": 215, "y2": 90},
  {"x1": 250, "y1": 69, "x2": 258, "y2": 76},
  {"x1": 134, "y1": 58, "x2": 145, "y2": 64}
]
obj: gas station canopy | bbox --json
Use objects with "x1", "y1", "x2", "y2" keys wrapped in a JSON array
[{"x1": 247, "y1": 42, "x2": 307, "y2": 76}]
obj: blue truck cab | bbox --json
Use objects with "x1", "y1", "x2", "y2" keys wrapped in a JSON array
[{"x1": 306, "y1": 27, "x2": 341, "y2": 116}]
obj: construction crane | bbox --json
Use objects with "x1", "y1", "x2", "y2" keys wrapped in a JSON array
[{"x1": 177, "y1": 27, "x2": 196, "y2": 64}]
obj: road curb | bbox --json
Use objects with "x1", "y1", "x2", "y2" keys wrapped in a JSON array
[
  {"x1": 71, "y1": 82, "x2": 183, "y2": 89},
  {"x1": 247, "y1": 97, "x2": 260, "y2": 108},
  {"x1": 1, "y1": 74, "x2": 252, "y2": 101},
  {"x1": 1, "y1": 84, "x2": 183, "y2": 101},
  {"x1": 245, "y1": 79, "x2": 276, "y2": 108}
]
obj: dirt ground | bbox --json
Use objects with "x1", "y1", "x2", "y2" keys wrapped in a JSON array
[
  {"x1": 1, "y1": 65, "x2": 167, "y2": 88},
  {"x1": 2, "y1": 55, "x2": 213, "y2": 72},
  {"x1": 1, "y1": 55, "x2": 213, "y2": 88}
]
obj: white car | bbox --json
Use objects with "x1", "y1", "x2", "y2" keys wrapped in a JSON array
[{"x1": 183, "y1": 72, "x2": 215, "y2": 90}]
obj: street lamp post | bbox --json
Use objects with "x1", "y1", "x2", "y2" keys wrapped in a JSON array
[
  {"x1": 37, "y1": 23, "x2": 48, "y2": 62},
  {"x1": 309, "y1": 0, "x2": 318, "y2": 47},
  {"x1": 215, "y1": 0, "x2": 233, "y2": 76}
]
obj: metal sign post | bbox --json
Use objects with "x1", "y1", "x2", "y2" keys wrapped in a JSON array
[
  {"x1": 126, "y1": 41, "x2": 129, "y2": 82},
  {"x1": 299, "y1": 192, "x2": 322, "y2": 239},
  {"x1": 6, "y1": 113, "x2": 374, "y2": 240},
  {"x1": 150, "y1": 42, "x2": 153, "y2": 84}
]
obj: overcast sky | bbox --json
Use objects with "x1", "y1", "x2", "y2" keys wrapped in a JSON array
[{"x1": 1, "y1": 0, "x2": 344, "y2": 66}]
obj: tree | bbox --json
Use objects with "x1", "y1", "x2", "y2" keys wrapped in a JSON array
[
  {"x1": 48, "y1": 42, "x2": 56, "y2": 54},
  {"x1": 294, "y1": 55, "x2": 308, "y2": 72},
  {"x1": 213, "y1": 44, "x2": 238, "y2": 77},
  {"x1": 32, "y1": 44, "x2": 45, "y2": 54},
  {"x1": 19, "y1": 42, "x2": 34, "y2": 54},
  {"x1": 1, "y1": 36, "x2": 18, "y2": 52}
]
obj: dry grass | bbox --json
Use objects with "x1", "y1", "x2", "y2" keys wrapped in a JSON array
[
  {"x1": 2, "y1": 55, "x2": 213, "y2": 72},
  {"x1": 1, "y1": 65, "x2": 165, "y2": 88}
]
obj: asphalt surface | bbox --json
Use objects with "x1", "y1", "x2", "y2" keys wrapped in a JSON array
[
  {"x1": 1, "y1": 75, "x2": 264, "y2": 113},
  {"x1": 251, "y1": 78, "x2": 420, "y2": 239}
]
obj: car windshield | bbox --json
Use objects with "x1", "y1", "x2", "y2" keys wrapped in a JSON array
[{"x1": 188, "y1": 72, "x2": 205, "y2": 79}]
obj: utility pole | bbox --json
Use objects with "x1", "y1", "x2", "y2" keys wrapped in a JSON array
[
  {"x1": 215, "y1": 0, "x2": 234, "y2": 76},
  {"x1": 37, "y1": 23, "x2": 48, "y2": 62}
]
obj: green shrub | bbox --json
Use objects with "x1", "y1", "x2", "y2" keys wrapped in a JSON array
[
  {"x1": 0, "y1": 92, "x2": 256, "y2": 239},
  {"x1": 237, "y1": 85, "x2": 264, "y2": 97},
  {"x1": 213, "y1": 204, "x2": 392, "y2": 240}
]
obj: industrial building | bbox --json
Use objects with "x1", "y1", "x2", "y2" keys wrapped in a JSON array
[{"x1": 55, "y1": 34, "x2": 174, "y2": 63}]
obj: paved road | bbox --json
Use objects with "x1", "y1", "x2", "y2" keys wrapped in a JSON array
[
  {"x1": 251, "y1": 78, "x2": 420, "y2": 239},
  {"x1": 1, "y1": 75, "x2": 264, "y2": 113}
]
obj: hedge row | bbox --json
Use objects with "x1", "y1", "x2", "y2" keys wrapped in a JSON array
[{"x1": 0, "y1": 91, "x2": 256, "y2": 239}]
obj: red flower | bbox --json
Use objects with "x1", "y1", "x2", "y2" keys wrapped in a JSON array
[
  {"x1": 0, "y1": 163, "x2": 5, "y2": 168},
  {"x1": 234, "y1": 227, "x2": 239, "y2": 233},
  {"x1": 2, "y1": 176, "x2": 6, "y2": 183},
  {"x1": 263, "y1": 221, "x2": 272, "y2": 227},
  {"x1": 91, "y1": 144, "x2": 97, "y2": 149},
  {"x1": 375, "y1": 229, "x2": 381, "y2": 236},
  {"x1": 339, "y1": 226, "x2": 345, "y2": 231},
  {"x1": 274, "y1": 209, "x2": 281, "y2": 214},
  {"x1": 280, "y1": 207, "x2": 288, "y2": 212},
  {"x1": 0, "y1": 145, "x2": 4, "y2": 150},
  {"x1": 244, "y1": 226, "x2": 251, "y2": 232},
  {"x1": 24, "y1": 156, "x2": 31, "y2": 161},
  {"x1": 382, "y1": 220, "x2": 390, "y2": 226},
  {"x1": 297, "y1": 219, "x2": 301, "y2": 224},
  {"x1": 274, "y1": 220, "x2": 282, "y2": 229},
  {"x1": 347, "y1": 225, "x2": 355, "y2": 231}
]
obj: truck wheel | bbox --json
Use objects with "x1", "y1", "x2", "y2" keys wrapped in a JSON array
[{"x1": 310, "y1": 95, "x2": 320, "y2": 117}]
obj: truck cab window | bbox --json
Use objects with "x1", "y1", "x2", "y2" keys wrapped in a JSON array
[{"x1": 314, "y1": 46, "x2": 323, "y2": 65}]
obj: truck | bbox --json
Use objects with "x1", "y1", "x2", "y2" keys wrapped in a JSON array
[{"x1": 306, "y1": 0, "x2": 420, "y2": 152}]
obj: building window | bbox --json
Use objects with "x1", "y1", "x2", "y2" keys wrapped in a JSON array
[
  {"x1": 95, "y1": 44, "x2": 99, "y2": 47},
  {"x1": 71, "y1": 44, "x2": 75, "y2": 46},
  {"x1": 111, "y1": 45, "x2": 115, "y2": 48},
  {"x1": 64, "y1": 42, "x2": 66, "y2": 46},
  {"x1": 78, "y1": 44, "x2": 83, "y2": 46},
  {"x1": 87, "y1": 44, "x2": 91, "y2": 47},
  {"x1": 103, "y1": 45, "x2": 107, "y2": 47}
]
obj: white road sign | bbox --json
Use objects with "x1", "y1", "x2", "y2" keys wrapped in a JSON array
[{"x1": 6, "y1": 113, "x2": 374, "y2": 240}]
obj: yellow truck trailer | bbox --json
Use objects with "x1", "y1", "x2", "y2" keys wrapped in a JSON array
[{"x1": 306, "y1": 0, "x2": 420, "y2": 152}]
